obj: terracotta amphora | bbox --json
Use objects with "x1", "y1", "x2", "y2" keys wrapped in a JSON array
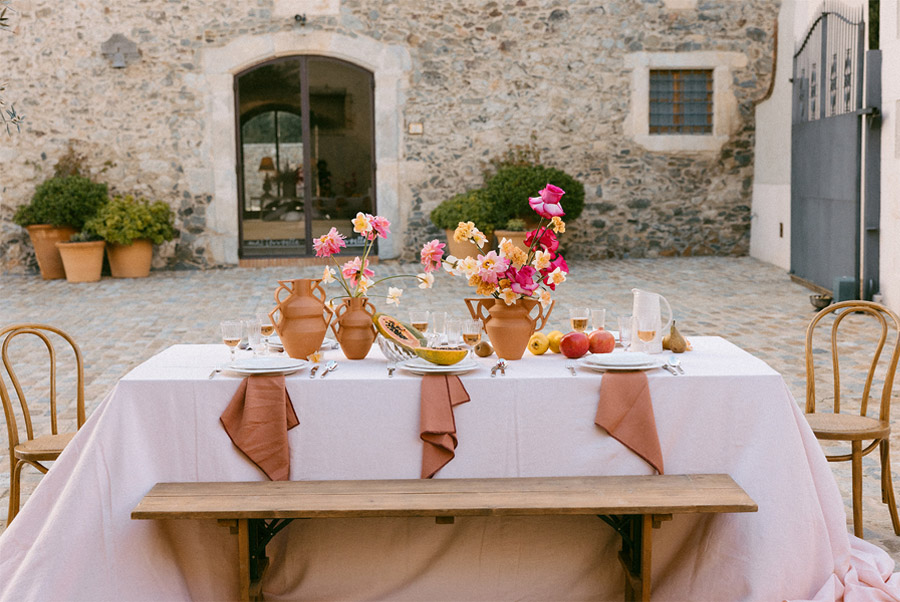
[
  {"x1": 270, "y1": 279, "x2": 333, "y2": 359},
  {"x1": 330, "y1": 297, "x2": 377, "y2": 360},
  {"x1": 465, "y1": 297, "x2": 554, "y2": 360}
]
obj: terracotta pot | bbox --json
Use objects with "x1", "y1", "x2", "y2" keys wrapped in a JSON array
[
  {"x1": 494, "y1": 230, "x2": 529, "y2": 251},
  {"x1": 26, "y1": 225, "x2": 77, "y2": 280},
  {"x1": 270, "y1": 279, "x2": 333, "y2": 360},
  {"x1": 55, "y1": 241, "x2": 105, "y2": 283},
  {"x1": 444, "y1": 229, "x2": 491, "y2": 260},
  {"x1": 330, "y1": 297, "x2": 377, "y2": 360},
  {"x1": 107, "y1": 239, "x2": 153, "y2": 278},
  {"x1": 465, "y1": 297, "x2": 554, "y2": 360}
]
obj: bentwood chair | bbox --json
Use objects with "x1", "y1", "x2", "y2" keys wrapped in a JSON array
[
  {"x1": 803, "y1": 301, "x2": 900, "y2": 538},
  {"x1": 0, "y1": 324, "x2": 86, "y2": 524}
]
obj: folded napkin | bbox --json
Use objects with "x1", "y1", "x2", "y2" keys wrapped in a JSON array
[
  {"x1": 595, "y1": 371, "x2": 664, "y2": 475},
  {"x1": 420, "y1": 374, "x2": 470, "y2": 479},
  {"x1": 220, "y1": 374, "x2": 299, "y2": 481}
]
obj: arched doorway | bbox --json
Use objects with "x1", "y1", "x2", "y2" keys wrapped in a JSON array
[{"x1": 235, "y1": 56, "x2": 375, "y2": 258}]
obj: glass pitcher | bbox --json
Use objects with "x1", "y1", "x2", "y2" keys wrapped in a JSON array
[{"x1": 630, "y1": 288, "x2": 673, "y2": 354}]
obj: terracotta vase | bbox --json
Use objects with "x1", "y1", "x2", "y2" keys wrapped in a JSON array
[
  {"x1": 26, "y1": 225, "x2": 77, "y2": 280},
  {"x1": 330, "y1": 297, "x2": 377, "y2": 360},
  {"x1": 465, "y1": 297, "x2": 555, "y2": 360},
  {"x1": 107, "y1": 239, "x2": 153, "y2": 278},
  {"x1": 55, "y1": 241, "x2": 105, "y2": 283},
  {"x1": 270, "y1": 279, "x2": 333, "y2": 360}
]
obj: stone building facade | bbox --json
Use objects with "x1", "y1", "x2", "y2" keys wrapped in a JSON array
[{"x1": 0, "y1": 0, "x2": 778, "y2": 273}]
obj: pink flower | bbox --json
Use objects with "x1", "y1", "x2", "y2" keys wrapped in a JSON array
[
  {"x1": 313, "y1": 227, "x2": 347, "y2": 257},
  {"x1": 507, "y1": 265, "x2": 539, "y2": 296},
  {"x1": 341, "y1": 256, "x2": 375, "y2": 287},
  {"x1": 528, "y1": 183, "x2": 566, "y2": 219},
  {"x1": 420, "y1": 239, "x2": 445, "y2": 273},
  {"x1": 477, "y1": 251, "x2": 510, "y2": 284},
  {"x1": 540, "y1": 254, "x2": 569, "y2": 290},
  {"x1": 370, "y1": 215, "x2": 391, "y2": 240},
  {"x1": 525, "y1": 227, "x2": 560, "y2": 256}
]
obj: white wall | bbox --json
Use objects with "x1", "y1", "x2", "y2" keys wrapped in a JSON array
[
  {"x1": 880, "y1": 0, "x2": 900, "y2": 314},
  {"x1": 750, "y1": 0, "x2": 794, "y2": 269}
]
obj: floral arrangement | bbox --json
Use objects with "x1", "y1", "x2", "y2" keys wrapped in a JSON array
[
  {"x1": 313, "y1": 212, "x2": 444, "y2": 306},
  {"x1": 443, "y1": 184, "x2": 569, "y2": 308}
]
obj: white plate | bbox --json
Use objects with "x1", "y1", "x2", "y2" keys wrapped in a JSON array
[
  {"x1": 265, "y1": 336, "x2": 336, "y2": 351},
  {"x1": 582, "y1": 351, "x2": 656, "y2": 368},
  {"x1": 224, "y1": 357, "x2": 308, "y2": 375},
  {"x1": 398, "y1": 358, "x2": 479, "y2": 375},
  {"x1": 578, "y1": 358, "x2": 662, "y2": 372}
]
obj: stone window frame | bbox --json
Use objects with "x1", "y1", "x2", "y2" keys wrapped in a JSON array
[{"x1": 624, "y1": 51, "x2": 748, "y2": 153}]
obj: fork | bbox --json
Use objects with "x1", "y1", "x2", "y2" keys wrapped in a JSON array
[
  {"x1": 565, "y1": 361, "x2": 577, "y2": 376},
  {"x1": 387, "y1": 362, "x2": 396, "y2": 378}
]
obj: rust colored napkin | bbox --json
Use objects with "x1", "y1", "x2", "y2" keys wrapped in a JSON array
[
  {"x1": 595, "y1": 371, "x2": 664, "y2": 475},
  {"x1": 420, "y1": 374, "x2": 470, "y2": 479},
  {"x1": 220, "y1": 374, "x2": 299, "y2": 481}
]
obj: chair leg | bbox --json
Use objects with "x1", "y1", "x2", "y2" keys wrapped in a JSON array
[
  {"x1": 880, "y1": 439, "x2": 900, "y2": 536},
  {"x1": 851, "y1": 440, "x2": 863, "y2": 538},
  {"x1": 7, "y1": 459, "x2": 23, "y2": 525}
]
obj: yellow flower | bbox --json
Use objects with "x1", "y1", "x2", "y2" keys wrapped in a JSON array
[
  {"x1": 352, "y1": 212, "x2": 373, "y2": 235},
  {"x1": 469, "y1": 274, "x2": 495, "y2": 296},
  {"x1": 532, "y1": 249, "x2": 551, "y2": 271},
  {"x1": 357, "y1": 275, "x2": 373, "y2": 295},
  {"x1": 500, "y1": 287, "x2": 519, "y2": 305},
  {"x1": 321, "y1": 266, "x2": 336, "y2": 284},
  {"x1": 539, "y1": 289, "x2": 552, "y2": 309},
  {"x1": 386, "y1": 286, "x2": 403, "y2": 305},
  {"x1": 307, "y1": 351, "x2": 323, "y2": 363},
  {"x1": 471, "y1": 228, "x2": 488, "y2": 247},
  {"x1": 551, "y1": 216, "x2": 566, "y2": 233},
  {"x1": 508, "y1": 246, "x2": 527, "y2": 268},
  {"x1": 417, "y1": 272, "x2": 434, "y2": 289},
  {"x1": 548, "y1": 267, "x2": 567, "y2": 286}
]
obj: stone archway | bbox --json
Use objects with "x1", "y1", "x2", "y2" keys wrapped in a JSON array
[{"x1": 200, "y1": 32, "x2": 411, "y2": 263}]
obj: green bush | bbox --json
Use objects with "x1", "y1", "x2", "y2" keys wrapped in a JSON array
[
  {"x1": 13, "y1": 175, "x2": 109, "y2": 229},
  {"x1": 430, "y1": 189, "x2": 500, "y2": 234},
  {"x1": 482, "y1": 164, "x2": 585, "y2": 225},
  {"x1": 85, "y1": 194, "x2": 176, "y2": 245}
]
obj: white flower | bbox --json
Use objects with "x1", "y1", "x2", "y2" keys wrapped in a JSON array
[
  {"x1": 548, "y1": 267, "x2": 567, "y2": 286},
  {"x1": 472, "y1": 229, "x2": 488, "y2": 247},
  {"x1": 539, "y1": 289, "x2": 552, "y2": 309},
  {"x1": 386, "y1": 286, "x2": 403, "y2": 305},
  {"x1": 500, "y1": 287, "x2": 518, "y2": 305},
  {"x1": 532, "y1": 250, "x2": 551, "y2": 271},
  {"x1": 357, "y1": 275, "x2": 373, "y2": 295},
  {"x1": 321, "y1": 266, "x2": 336, "y2": 284},
  {"x1": 417, "y1": 272, "x2": 434, "y2": 289},
  {"x1": 457, "y1": 256, "x2": 480, "y2": 277}
]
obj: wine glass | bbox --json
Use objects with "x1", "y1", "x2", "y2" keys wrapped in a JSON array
[
  {"x1": 445, "y1": 318, "x2": 462, "y2": 347},
  {"x1": 461, "y1": 319, "x2": 482, "y2": 356},
  {"x1": 430, "y1": 311, "x2": 447, "y2": 346},
  {"x1": 243, "y1": 319, "x2": 262, "y2": 358},
  {"x1": 569, "y1": 307, "x2": 590, "y2": 333},
  {"x1": 409, "y1": 310, "x2": 429, "y2": 335},
  {"x1": 617, "y1": 315, "x2": 634, "y2": 350},
  {"x1": 258, "y1": 311, "x2": 275, "y2": 355},
  {"x1": 220, "y1": 320, "x2": 242, "y2": 363}
]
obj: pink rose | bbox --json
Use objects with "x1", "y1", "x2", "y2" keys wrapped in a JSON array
[
  {"x1": 507, "y1": 265, "x2": 539, "y2": 296},
  {"x1": 528, "y1": 184, "x2": 566, "y2": 219},
  {"x1": 524, "y1": 227, "x2": 560, "y2": 256}
]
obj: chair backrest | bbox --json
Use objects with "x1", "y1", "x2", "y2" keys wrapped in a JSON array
[
  {"x1": 0, "y1": 324, "x2": 85, "y2": 454},
  {"x1": 805, "y1": 300, "x2": 900, "y2": 422}
]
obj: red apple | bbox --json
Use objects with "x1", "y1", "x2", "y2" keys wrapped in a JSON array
[
  {"x1": 588, "y1": 329, "x2": 615, "y2": 354},
  {"x1": 559, "y1": 331, "x2": 590, "y2": 359}
]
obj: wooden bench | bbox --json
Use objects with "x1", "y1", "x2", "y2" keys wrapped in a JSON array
[{"x1": 132, "y1": 474, "x2": 756, "y2": 602}]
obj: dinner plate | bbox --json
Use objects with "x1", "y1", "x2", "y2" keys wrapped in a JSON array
[
  {"x1": 578, "y1": 360, "x2": 662, "y2": 373},
  {"x1": 582, "y1": 351, "x2": 656, "y2": 368},
  {"x1": 225, "y1": 357, "x2": 307, "y2": 375},
  {"x1": 398, "y1": 358, "x2": 479, "y2": 375},
  {"x1": 266, "y1": 336, "x2": 337, "y2": 351}
]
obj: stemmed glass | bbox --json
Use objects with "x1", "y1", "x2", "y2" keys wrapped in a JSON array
[
  {"x1": 220, "y1": 320, "x2": 242, "y2": 364},
  {"x1": 591, "y1": 309, "x2": 606, "y2": 331},
  {"x1": 461, "y1": 319, "x2": 482, "y2": 357},
  {"x1": 258, "y1": 312, "x2": 275, "y2": 355},
  {"x1": 569, "y1": 307, "x2": 590, "y2": 333},
  {"x1": 243, "y1": 319, "x2": 262, "y2": 358},
  {"x1": 409, "y1": 310, "x2": 429, "y2": 335}
]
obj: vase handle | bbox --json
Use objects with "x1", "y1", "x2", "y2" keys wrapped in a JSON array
[
  {"x1": 311, "y1": 279, "x2": 327, "y2": 304},
  {"x1": 274, "y1": 280, "x2": 292, "y2": 306},
  {"x1": 530, "y1": 299, "x2": 554, "y2": 332},
  {"x1": 329, "y1": 300, "x2": 348, "y2": 341},
  {"x1": 464, "y1": 298, "x2": 492, "y2": 325},
  {"x1": 268, "y1": 307, "x2": 281, "y2": 332}
]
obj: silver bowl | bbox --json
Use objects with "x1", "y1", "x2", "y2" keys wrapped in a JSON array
[{"x1": 810, "y1": 294, "x2": 833, "y2": 311}]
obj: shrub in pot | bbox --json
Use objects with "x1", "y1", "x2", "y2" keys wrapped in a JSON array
[
  {"x1": 12, "y1": 175, "x2": 109, "y2": 279},
  {"x1": 482, "y1": 164, "x2": 585, "y2": 228},
  {"x1": 429, "y1": 189, "x2": 499, "y2": 259},
  {"x1": 85, "y1": 195, "x2": 176, "y2": 278},
  {"x1": 494, "y1": 218, "x2": 529, "y2": 251},
  {"x1": 55, "y1": 230, "x2": 105, "y2": 283}
]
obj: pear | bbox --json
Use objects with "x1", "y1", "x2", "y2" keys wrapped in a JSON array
[{"x1": 668, "y1": 321, "x2": 688, "y2": 353}]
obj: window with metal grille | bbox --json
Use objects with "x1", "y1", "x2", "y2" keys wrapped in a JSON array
[{"x1": 649, "y1": 69, "x2": 713, "y2": 135}]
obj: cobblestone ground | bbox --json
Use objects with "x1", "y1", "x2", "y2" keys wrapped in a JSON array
[{"x1": 1, "y1": 257, "x2": 897, "y2": 562}]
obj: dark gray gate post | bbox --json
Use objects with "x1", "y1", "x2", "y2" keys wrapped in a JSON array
[{"x1": 863, "y1": 49, "x2": 881, "y2": 300}]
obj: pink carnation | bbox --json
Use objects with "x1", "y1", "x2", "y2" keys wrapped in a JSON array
[
  {"x1": 507, "y1": 265, "x2": 539, "y2": 296},
  {"x1": 370, "y1": 215, "x2": 391, "y2": 240},
  {"x1": 420, "y1": 239, "x2": 445, "y2": 273},
  {"x1": 313, "y1": 227, "x2": 347, "y2": 257},
  {"x1": 341, "y1": 256, "x2": 375, "y2": 287},
  {"x1": 528, "y1": 183, "x2": 566, "y2": 220},
  {"x1": 525, "y1": 227, "x2": 560, "y2": 256}
]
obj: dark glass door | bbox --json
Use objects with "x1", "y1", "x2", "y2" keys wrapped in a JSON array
[{"x1": 235, "y1": 57, "x2": 375, "y2": 257}]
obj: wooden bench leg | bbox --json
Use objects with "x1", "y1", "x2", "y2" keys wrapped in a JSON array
[
  {"x1": 218, "y1": 518, "x2": 295, "y2": 602},
  {"x1": 599, "y1": 514, "x2": 657, "y2": 602}
]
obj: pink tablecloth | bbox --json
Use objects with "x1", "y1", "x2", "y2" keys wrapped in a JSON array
[{"x1": 0, "y1": 337, "x2": 896, "y2": 601}]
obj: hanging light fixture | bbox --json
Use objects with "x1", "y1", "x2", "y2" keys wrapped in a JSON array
[{"x1": 258, "y1": 157, "x2": 276, "y2": 173}]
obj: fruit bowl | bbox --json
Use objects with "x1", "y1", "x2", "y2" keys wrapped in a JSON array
[
  {"x1": 376, "y1": 335, "x2": 416, "y2": 363},
  {"x1": 810, "y1": 294, "x2": 833, "y2": 311}
]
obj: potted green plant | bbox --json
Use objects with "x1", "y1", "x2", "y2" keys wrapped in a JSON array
[
  {"x1": 55, "y1": 229, "x2": 105, "y2": 283},
  {"x1": 493, "y1": 218, "x2": 529, "y2": 251},
  {"x1": 12, "y1": 175, "x2": 109, "y2": 279},
  {"x1": 84, "y1": 194, "x2": 176, "y2": 278},
  {"x1": 482, "y1": 164, "x2": 585, "y2": 228},
  {"x1": 430, "y1": 189, "x2": 499, "y2": 259}
]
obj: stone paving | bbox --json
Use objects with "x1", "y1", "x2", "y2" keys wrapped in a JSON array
[{"x1": 0, "y1": 257, "x2": 898, "y2": 562}]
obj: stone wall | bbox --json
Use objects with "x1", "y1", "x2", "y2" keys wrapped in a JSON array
[{"x1": 0, "y1": 0, "x2": 778, "y2": 273}]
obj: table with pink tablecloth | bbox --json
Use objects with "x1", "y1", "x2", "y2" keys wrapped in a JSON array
[{"x1": 0, "y1": 337, "x2": 897, "y2": 601}]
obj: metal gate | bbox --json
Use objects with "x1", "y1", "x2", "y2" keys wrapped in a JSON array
[{"x1": 791, "y1": 1, "x2": 880, "y2": 298}]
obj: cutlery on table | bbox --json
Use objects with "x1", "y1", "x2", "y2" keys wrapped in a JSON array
[
  {"x1": 490, "y1": 361, "x2": 501, "y2": 378},
  {"x1": 309, "y1": 365, "x2": 320, "y2": 379},
  {"x1": 208, "y1": 367, "x2": 222, "y2": 379},
  {"x1": 662, "y1": 363, "x2": 678, "y2": 376},
  {"x1": 565, "y1": 361, "x2": 577, "y2": 376},
  {"x1": 320, "y1": 360, "x2": 338, "y2": 378},
  {"x1": 498, "y1": 359, "x2": 508, "y2": 376},
  {"x1": 387, "y1": 362, "x2": 396, "y2": 378},
  {"x1": 667, "y1": 356, "x2": 684, "y2": 374}
]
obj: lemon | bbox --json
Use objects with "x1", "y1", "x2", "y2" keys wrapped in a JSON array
[
  {"x1": 546, "y1": 330, "x2": 564, "y2": 353},
  {"x1": 528, "y1": 332, "x2": 550, "y2": 355}
]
